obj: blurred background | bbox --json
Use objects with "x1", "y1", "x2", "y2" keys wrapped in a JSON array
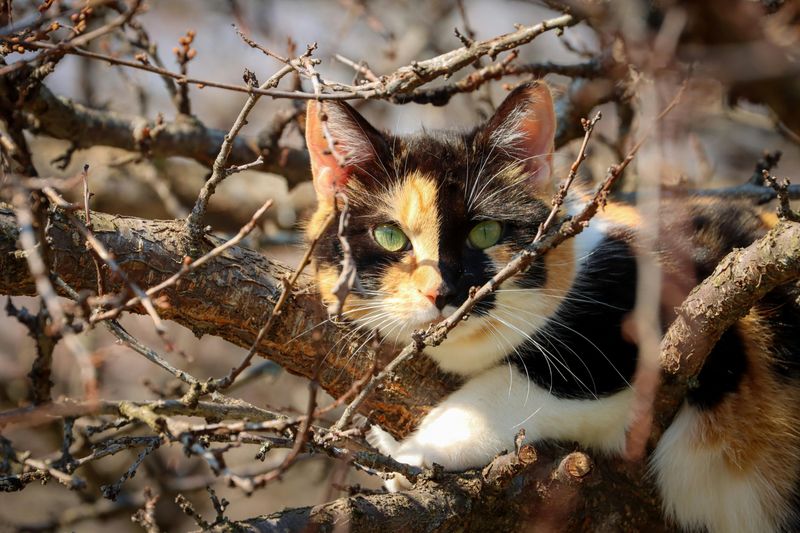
[{"x1": 1, "y1": 0, "x2": 799, "y2": 530}]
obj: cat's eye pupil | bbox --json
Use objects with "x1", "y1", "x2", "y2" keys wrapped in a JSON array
[
  {"x1": 374, "y1": 224, "x2": 409, "y2": 252},
  {"x1": 468, "y1": 220, "x2": 502, "y2": 249}
]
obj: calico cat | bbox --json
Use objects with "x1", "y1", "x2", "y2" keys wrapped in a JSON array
[{"x1": 303, "y1": 82, "x2": 800, "y2": 532}]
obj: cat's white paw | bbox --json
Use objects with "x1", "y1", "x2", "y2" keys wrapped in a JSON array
[
  {"x1": 366, "y1": 424, "x2": 400, "y2": 456},
  {"x1": 366, "y1": 425, "x2": 423, "y2": 492},
  {"x1": 384, "y1": 447, "x2": 426, "y2": 492},
  {"x1": 384, "y1": 471, "x2": 413, "y2": 492}
]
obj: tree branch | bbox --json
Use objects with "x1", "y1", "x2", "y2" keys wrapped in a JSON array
[
  {"x1": 0, "y1": 205, "x2": 457, "y2": 437},
  {"x1": 0, "y1": 71, "x2": 311, "y2": 188},
  {"x1": 218, "y1": 444, "x2": 668, "y2": 533}
]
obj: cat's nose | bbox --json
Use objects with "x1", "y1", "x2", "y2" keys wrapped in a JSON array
[
  {"x1": 433, "y1": 292, "x2": 451, "y2": 310},
  {"x1": 423, "y1": 282, "x2": 456, "y2": 310}
]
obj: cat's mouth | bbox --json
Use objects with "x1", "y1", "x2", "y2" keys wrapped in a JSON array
[
  {"x1": 418, "y1": 305, "x2": 457, "y2": 328},
  {"x1": 416, "y1": 305, "x2": 460, "y2": 329},
  {"x1": 398, "y1": 306, "x2": 448, "y2": 333}
]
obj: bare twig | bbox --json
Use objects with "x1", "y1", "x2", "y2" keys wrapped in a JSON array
[
  {"x1": 185, "y1": 61, "x2": 292, "y2": 242},
  {"x1": 56, "y1": 274, "x2": 200, "y2": 385},
  {"x1": 172, "y1": 29, "x2": 196, "y2": 115},
  {"x1": 101, "y1": 439, "x2": 159, "y2": 500},
  {"x1": 0, "y1": 398, "x2": 280, "y2": 431},
  {"x1": 0, "y1": 0, "x2": 144, "y2": 76},
  {"x1": 334, "y1": 53, "x2": 379, "y2": 82},
  {"x1": 328, "y1": 194, "x2": 356, "y2": 316},
  {"x1": 131, "y1": 487, "x2": 161, "y2": 533},
  {"x1": 10, "y1": 182, "x2": 97, "y2": 398},
  {"x1": 763, "y1": 172, "x2": 800, "y2": 222},
  {"x1": 9, "y1": 13, "x2": 577, "y2": 102},
  {"x1": 6, "y1": 297, "x2": 58, "y2": 404},
  {"x1": 246, "y1": 354, "x2": 321, "y2": 489}
]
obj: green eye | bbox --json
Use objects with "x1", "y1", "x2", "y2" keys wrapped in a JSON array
[
  {"x1": 373, "y1": 224, "x2": 409, "y2": 252},
  {"x1": 468, "y1": 220, "x2": 502, "y2": 249}
]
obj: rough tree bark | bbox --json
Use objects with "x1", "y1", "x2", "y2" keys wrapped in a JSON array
[{"x1": 0, "y1": 206, "x2": 457, "y2": 437}]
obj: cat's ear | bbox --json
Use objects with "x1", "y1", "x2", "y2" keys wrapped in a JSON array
[
  {"x1": 305, "y1": 100, "x2": 387, "y2": 202},
  {"x1": 478, "y1": 81, "x2": 556, "y2": 188}
]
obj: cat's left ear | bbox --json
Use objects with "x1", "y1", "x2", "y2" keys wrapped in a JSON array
[
  {"x1": 478, "y1": 81, "x2": 556, "y2": 188},
  {"x1": 305, "y1": 99, "x2": 388, "y2": 203}
]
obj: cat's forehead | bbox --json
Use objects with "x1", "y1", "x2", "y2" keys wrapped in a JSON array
[
  {"x1": 356, "y1": 133, "x2": 472, "y2": 229},
  {"x1": 382, "y1": 131, "x2": 537, "y2": 221},
  {"x1": 346, "y1": 128, "x2": 541, "y2": 229},
  {"x1": 393, "y1": 132, "x2": 474, "y2": 187},
  {"x1": 389, "y1": 171, "x2": 441, "y2": 233}
]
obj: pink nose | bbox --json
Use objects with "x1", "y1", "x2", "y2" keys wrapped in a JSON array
[{"x1": 420, "y1": 289, "x2": 438, "y2": 305}]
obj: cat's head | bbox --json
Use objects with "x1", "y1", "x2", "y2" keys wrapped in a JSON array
[{"x1": 305, "y1": 82, "x2": 577, "y2": 376}]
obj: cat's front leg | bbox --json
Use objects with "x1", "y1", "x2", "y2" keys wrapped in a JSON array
[
  {"x1": 365, "y1": 366, "x2": 514, "y2": 491},
  {"x1": 368, "y1": 412, "x2": 498, "y2": 493},
  {"x1": 371, "y1": 365, "x2": 632, "y2": 492},
  {"x1": 366, "y1": 424, "x2": 425, "y2": 491}
]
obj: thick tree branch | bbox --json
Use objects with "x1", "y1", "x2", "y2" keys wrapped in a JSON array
[
  {"x1": 0, "y1": 205, "x2": 457, "y2": 437},
  {"x1": 219, "y1": 444, "x2": 668, "y2": 533},
  {"x1": 0, "y1": 71, "x2": 310, "y2": 188}
]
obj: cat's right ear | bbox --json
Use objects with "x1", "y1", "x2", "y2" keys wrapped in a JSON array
[
  {"x1": 477, "y1": 81, "x2": 556, "y2": 190},
  {"x1": 305, "y1": 100, "x2": 387, "y2": 203}
]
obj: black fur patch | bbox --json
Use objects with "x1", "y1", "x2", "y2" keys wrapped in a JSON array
[
  {"x1": 511, "y1": 237, "x2": 639, "y2": 398},
  {"x1": 687, "y1": 326, "x2": 748, "y2": 409}
]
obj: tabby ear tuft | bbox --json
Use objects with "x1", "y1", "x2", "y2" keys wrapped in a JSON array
[
  {"x1": 305, "y1": 100, "x2": 387, "y2": 202},
  {"x1": 479, "y1": 81, "x2": 556, "y2": 189}
]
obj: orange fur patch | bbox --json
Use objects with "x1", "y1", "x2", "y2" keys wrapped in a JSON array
[
  {"x1": 760, "y1": 212, "x2": 779, "y2": 229},
  {"x1": 691, "y1": 313, "x2": 800, "y2": 515},
  {"x1": 305, "y1": 202, "x2": 333, "y2": 242},
  {"x1": 391, "y1": 172, "x2": 440, "y2": 262}
]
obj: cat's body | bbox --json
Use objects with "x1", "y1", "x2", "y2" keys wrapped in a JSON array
[{"x1": 304, "y1": 82, "x2": 800, "y2": 532}]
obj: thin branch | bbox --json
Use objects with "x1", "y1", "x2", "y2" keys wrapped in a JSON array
[
  {"x1": 185, "y1": 63, "x2": 292, "y2": 241},
  {"x1": 0, "y1": 0, "x2": 144, "y2": 76},
  {"x1": 0, "y1": 398, "x2": 280, "y2": 430},
  {"x1": 6, "y1": 297, "x2": 58, "y2": 404},
  {"x1": 763, "y1": 172, "x2": 800, "y2": 222},
  {"x1": 8, "y1": 13, "x2": 577, "y2": 102},
  {"x1": 9, "y1": 181, "x2": 97, "y2": 398},
  {"x1": 334, "y1": 53, "x2": 379, "y2": 82},
  {"x1": 55, "y1": 275, "x2": 199, "y2": 385}
]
